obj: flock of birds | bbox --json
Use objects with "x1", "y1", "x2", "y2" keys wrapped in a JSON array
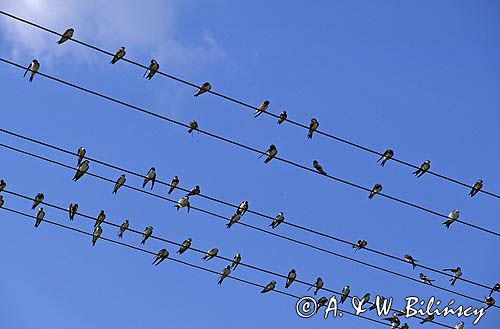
[{"x1": 2, "y1": 26, "x2": 495, "y2": 329}]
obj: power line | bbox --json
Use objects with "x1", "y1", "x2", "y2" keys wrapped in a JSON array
[
  {"x1": 0, "y1": 142, "x2": 494, "y2": 309},
  {"x1": 0, "y1": 10, "x2": 497, "y2": 200},
  {"x1": 1, "y1": 188, "x2": 457, "y2": 328},
  {"x1": 0, "y1": 58, "x2": 497, "y2": 238},
  {"x1": 0, "y1": 205, "x2": 405, "y2": 329},
  {"x1": 0, "y1": 127, "x2": 494, "y2": 292}
]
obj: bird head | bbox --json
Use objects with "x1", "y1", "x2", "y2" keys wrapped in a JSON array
[
  {"x1": 425, "y1": 160, "x2": 430, "y2": 164},
  {"x1": 263, "y1": 100, "x2": 270, "y2": 106},
  {"x1": 150, "y1": 167, "x2": 155, "y2": 171}
]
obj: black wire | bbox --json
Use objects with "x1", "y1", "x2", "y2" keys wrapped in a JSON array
[
  {"x1": 0, "y1": 58, "x2": 497, "y2": 238},
  {"x1": 0, "y1": 142, "x2": 494, "y2": 310},
  {"x1": 0, "y1": 127, "x2": 494, "y2": 292},
  {"x1": 0, "y1": 188, "x2": 463, "y2": 327},
  {"x1": 0, "y1": 10, "x2": 497, "y2": 200},
  {"x1": 0, "y1": 206, "x2": 403, "y2": 329}
]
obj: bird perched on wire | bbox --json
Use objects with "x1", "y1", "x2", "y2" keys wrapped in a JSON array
[
  {"x1": 307, "y1": 277, "x2": 324, "y2": 295},
  {"x1": 94, "y1": 210, "x2": 106, "y2": 227},
  {"x1": 175, "y1": 196, "x2": 190, "y2": 212},
  {"x1": 419, "y1": 273, "x2": 435, "y2": 285},
  {"x1": 490, "y1": 283, "x2": 500, "y2": 296},
  {"x1": 443, "y1": 210, "x2": 460, "y2": 229},
  {"x1": 0, "y1": 195, "x2": 4, "y2": 208},
  {"x1": 404, "y1": 254, "x2": 418, "y2": 269},
  {"x1": 177, "y1": 238, "x2": 192, "y2": 255},
  {"x1": 194, "y1": 82, "x2": 211, "y2": 97},
  {"x1": 261, "y1": 280, "x2": 276, "y2": 293},
  {"x1": 278, "y1": 111, "x2": 287, "y2": 124},
  {"x1": 168, "y1": 176, "x2": 179, "y2": 194},
  {"x1": 77, "y1": 147, "x2": 86, "y2": 166},
  {"x1": 117, "y1": 219, "x2": 129, "y2": 238},
  {"x1": 377, "y1": 149, "x2": 394, "y2": 167},
  {"x1": 231, "y1": 253, "x2": 241, "y2": 270},
  {"x1": 144, "y1": 59, "x2": 159, "y2": 80},
  {"x1": 202, "y1": 248, "x2": 218, "y2": 261},
  {"x1": 400, "y1": 323, "x2": 409, "y2": 329},
  {"x1": 24, "y1": 59, "x2": 40, "y2": 82},
  {"x1": 112, "y1": 174, "x2": 126, "y2": 194},
  {"x1": 217, "y1": 265, "x2": 231, "y2": 285},
  {"x1": 285, "y1": 269, "x2": 296, "y2": 288},
  {"x1": 56, "y1": 28, "x2": 74, "y2": 44},
  {"x1": 141, "y1": 226, "x2": 153, "y2": 245},
  {"x1": 152, "y1": 249, "x2": 169, "y2": 266},
  {"x1": 353, "y1": 239, "x2": 367, "y2": 252},
  {"x1": 383, "y1": 316, "x2": 400, "y2": 329},
  {"x1": 317, "y1": 297, "x2": 329, "y2": 310},
  {"x1": 110, "y1": 47, "x2": 126, "y2": 64},
  {"x1": 254, "y1": 100, "x2": 269, "y2": 118},
  {"x1": 359, "y1": 293, "x2": 371, "y2": 306},
  {"x1": 484, "y1": 296, "x2": 495, "y2": 309},
  {"x1": 32, "y1": 193, "x2": 44, "y2": 210},
  {"x1": 226, "y1": 212, "x2": 241, "y2": 229},
  {"x1": 340, "y1": 285, "x2": 350, "y2": 304},
  {"x1": 35, "y1": 207, "x2": 45, "y2": 228},
  {"x1": 259, "y1": 144, "x2": 278, "y2": 164},
  {"x1": 73, "y1": 160, "x2": 89, "y2": 182},
  {"x1": 413, "y1": 160, "x2": 431, "y2": 178},
  {"x1": 443, "y1": 267, "x2": 462, "y2": 286},
  {"x1": 469, "y1": 179, "x2": 483, "y2": 197},
  {"x1": 420, "y1": 314, "x2": 434, "y2": 324},
  {"x1": 368, "y1": 184, "x2": 382, "y2": 199},
  {"x1": 454, "y1": 322, "x2": 464, "y2": 329},
  {"x1": 142, "y1": 167, "x2": 156, "y2": 190},
  {"x1": 313, "y1": 160, "x2": 327, "y2": 175},
  {"x1": 237, "y1": 201, "x2": 248, "y2": 216},
  {"x1": 0, "y1": 179, "x2": 6, "y2": 192},
  {"x1": 269, "y1": 212, "x2": 285, "y2": 229},
  {"x1": 188, "y1": 120, "x2": 199, "y2": 135},
  {"x1": 92, "y1": 225, "x2": 102, "y2": 246},
  {"x1": 307, "y1": 118, "x2": 319, "y2": 139},
  {"x1": 68, "y1": 203, "x2": 78, "y2": 221},
  {"x1": 187, "y1": 185, "x2": 200, "y2": 197}
]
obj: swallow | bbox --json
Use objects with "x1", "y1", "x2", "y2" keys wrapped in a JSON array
[
  {"x1": 278, "y1": 111, "x2": 287, "y2": 124},
  {"x1": 143, "y1": 59, "x2": 159, "y2": 80},
  {"x1": 269, "y1": 212, "x2": 284, "y2": 229},
  {"x1": 419, "y1": 273, "x2": 435, "y2": 285},
  {"x1": 0, "y1": 179, "x2": 6, "y2": 192},
  {"x1": 454, "y1": 322, "x2": 464, "y2": 329},
  {"x1": 360, "y1": 293, "x2": 371, "y2": 306},
  {"x1": 383, "y1": 316, "x2": 400, "y2": 329},
  {"x1": 194, "y1": 82, "x2": 211, "y2": 97},
  {"x1": 141, "y1": 226, "x2": 153, "y2": 245},
  {"x1": 77, "y1": 147, "x2": 86, "y2": 166},
  {"x1": 202, "y1": 248, "x2": 218, "y2": 261},
  {"x1": 24, "y1": 59, "x2": 40, "y2": 82},
  {"x1": 168, "y1": 176, "x2": 179, "y2": 194},
  {"x1": 188, "y1": 120, "x2": 199, "y2": 135},
  {"x1": 35, "y1": 207, "x2": 45, "y2": 227},
  {"x1": 231, "y1": 253, "x2": 241, "y2": 270},
  {"x1": 404, "y1": 254, "x2": 418, "y2": 269},
  {"x1": 68, "y1": 203, "x2": 78, "y2": 221},
  {"x1": 112, "y1": 174, "x2": 126, "y2": 194},
  {"x1": 340, "y1": 285, "x2": 350, "y2": 304},
  {"x1": 57, "y1": 28, "x2": 74, "y2": 44},
  {"x1": 110, "y1": 47, "x2": 126, "y2": 64},
  {"x1": 400, "y1": 323, "x2": 409, "y2": 329},
  {"x1": 142, "y1": 167, "x2": 156, "y2": 190},
  {"x1": 443, "y1": 267, "x2": 462, "y2": 286},
  {"x1": 237, "y1": 200, "x2": 249, "y2": 216},
  {"x1": 92, "y1": 225, "x2": 103, "y2": 246},
  {"x1": 469, "y1": 179, "x2": 483, "y2": 197},
  {"x1": 490, "y1": 283, "x2": 500, "y2": 296},
  {"x1": 443, "y1": 209, "x2": 460, "y2": 229},
  {"x1": 187, "y1": 185, "x2": 200, "y2": 197},
  {"x1": 377, "y1": 149, "x2": 394, "y2": 167},
  {"x1": 32, "y1": 193, "x2": 44, "y2": 210},
  {"x1": 152, "y1": 248, "x2": 169, "y2": 266},
  {"x1": 368, "y1": 183, "x2": 382, "y2": 199},
  {"x1": 413, "y1": 160, "x2": 431, "y2": 178},
  {"x1": 177, "y1": 238, "x2": 192, "y2": 254},
  {"x1": 307, "y1": 118, "x2": 319, "y2": 139},
  {"x1": 175, "y1": 196, "x2": 190, "y2": 212},
  {"x1": 73, "y1": 160, "x2": 89, "y2": 182},
  {"x1": 484, "y1": 296, "x2": 495, "y2": 309},
  {"x1": 261, "y1": 280, "x2": 276, "y2": 293},
  {"x1": 259, "y1": 144, "x2": 277, "y2": 164},
  {"x1": 353, "y1": 239, "x2": 367, "y2": 252},
  {"x1": 94, "y1": 210, "x2": 106, "y2": 227},
  {"x1": 117, "y1": 220, "x2": 129, "y2": 238},
  {"x1": 317, "y1": 297, "x2": 329, "y2": 309},
  {"x1": 420, "y1": 314, "x2": 434, "y2": 324},
  {"x1": 285, "y1": 269, "x2": 296, "y2": 288},
  {"x1": 254, "y1": 100, "x2": 269, "y2": 118},
  {"x1": 313, "y1": 160, "x2": 327, "y2": 175},
  {"x1": 307, "y1": 277, "x2": 324, "y2": 295},
  {"x1": 226, "y1": 212, "x2": 241, "y2": 229},
  {"x1": 396, "y1": 307, "x2": 409, "y2": 317},
  {"x1": 0, "y1": 195, "x2": 4, "y2": 208},
  {"x1": 217, "y1": 265, "x2": 231, "y2": 285}
]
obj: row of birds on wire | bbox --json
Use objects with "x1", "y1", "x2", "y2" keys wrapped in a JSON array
[{"x1": 20, "y1": 28, "x2": 487, "y2": 201}]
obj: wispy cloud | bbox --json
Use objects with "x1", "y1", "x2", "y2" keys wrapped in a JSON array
[{"x1": 0, "y1": 0, "x2": 225, "y2": 69}]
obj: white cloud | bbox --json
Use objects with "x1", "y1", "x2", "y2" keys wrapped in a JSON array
[{"x1": 0, "y1": 0, "x2": 225, "y2": 69}]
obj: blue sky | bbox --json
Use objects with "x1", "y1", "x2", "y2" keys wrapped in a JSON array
[{"x1": 0, "y1": 1, "x2": 499, "y2": 328}]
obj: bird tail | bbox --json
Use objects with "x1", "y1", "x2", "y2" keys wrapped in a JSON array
[
  {"x1": 307, "y1": 132, "x2": 312, "y2": 139},
  {"x1": 368, "y1": 193, "x2": 373, "y2": 199},
  {"x1": 226, "y1": 223, "x2": 231, "y2": 229},
  {"x1": 143, "y1": 69, "x2": 148, "y2": 78},
  {"x1": 24, "y1": 69, "x2": 28, "y2": 77},
  {"x1": 29, "y1": 74, "x2": 34, "y2": 82},
  {"x1": 264, "y1": 158, "x2": 271, "y2": 164}
]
